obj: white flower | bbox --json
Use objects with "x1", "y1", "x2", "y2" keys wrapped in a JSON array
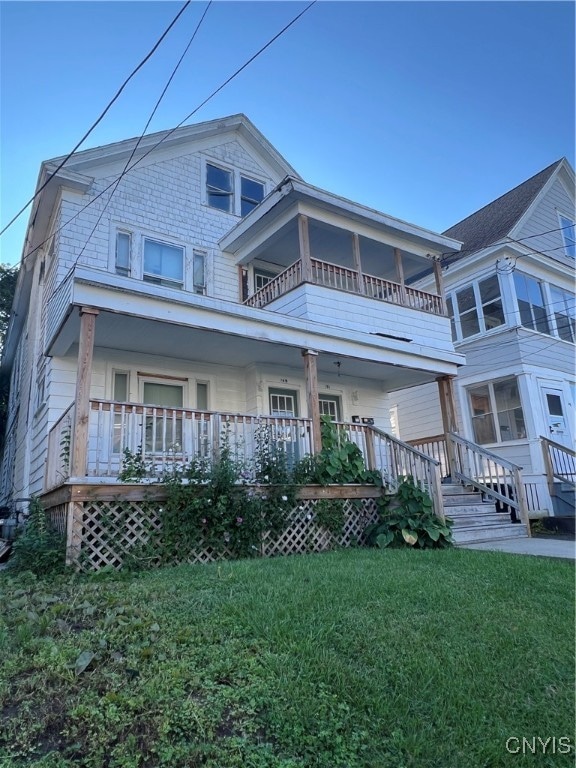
[{"x1": 281, "y1": 495, "x2": 288, "y2": 502}]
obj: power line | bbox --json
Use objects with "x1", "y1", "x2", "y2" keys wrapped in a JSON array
[
  {"x1": 0, "y1": 1, "x2": 192, "y2": 240},
  {"x1": 439, "y1": 224, "x2": 574, "y2": 260},
  {"x1": 70, "y1": 1, "x2": 213, "y2": 275},
  {"x1": 27, "y1": 0, "x2": 318, "y2": 272}
]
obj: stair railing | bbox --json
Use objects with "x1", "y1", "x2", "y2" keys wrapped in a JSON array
[
  {"x1": 447, "y1": 432, "x2": 530, "y2": 534},
  {"x1": 540, "y1": 436, "x2": 576, "y2": 490},
  {"x1": 365, "y1": 427, "x2": 445, "y2": 522}
]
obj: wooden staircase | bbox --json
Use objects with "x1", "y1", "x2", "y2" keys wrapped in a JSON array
[{"x1": 442, "y1": 484, "x2": 529, "y2": 545}]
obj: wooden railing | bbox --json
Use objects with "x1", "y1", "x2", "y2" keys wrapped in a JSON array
[
  {"x1": 243, "y1": 257, "x2": 444, "y2": 316},
  {"x1": 87, "y1": 400, "x2": 312, "y2": 478},
  {"x1": 335, "y1": 422, "x2": 445, "y2": 521},
  {"x1": 447, "y1": 432, "x2": 530, "y2": 531},
  {"x1": 45, "y1": 403, "x2": 75, "y2": 489},
  {"x1": 244, "y1": 261, "x2": 302, "y2": 308},
  {"x1": 541, "y1": 436, "x2": 576, "y2": 489},
  {"x1": 407, "y1": 434, "x2": 449, "y2": 478}
]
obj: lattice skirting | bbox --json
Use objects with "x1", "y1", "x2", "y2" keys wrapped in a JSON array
[{"x1": 63, "y1": 496, "x2": 380, "y2": 571}]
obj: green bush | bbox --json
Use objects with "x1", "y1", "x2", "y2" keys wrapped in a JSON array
[
  {"x1": 365, "y1": 477, "x2": 453, "y2": 549},
  {"x1": 8, "y1": 497, "x2": 66, "y2": 575}
]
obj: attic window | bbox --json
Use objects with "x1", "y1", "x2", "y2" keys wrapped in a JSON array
[
  {"x1": 558, "y1": 213, "x2": 575, "y2": 259},
  {"x1": 206, "y1": 164, "x2": 233, "y2": 213},
  {"x1": 241, "y1": 177, "x2": 264, "y2": 216}
]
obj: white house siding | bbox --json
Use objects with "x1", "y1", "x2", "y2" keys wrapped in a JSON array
[
  {"x1": 53, "y1": 139, "x2": 282, "y2": 307},
  {"x1": 391, "y1": 382, "x2": 444, "y2": 442},
  {"x1": 268, "y1": 285, "x2": 453, "y2": 352},
  {"x1": 513, "y1": 175, "x2": 575, "y2": 261}
]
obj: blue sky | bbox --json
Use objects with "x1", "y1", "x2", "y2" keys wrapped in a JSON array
[{"x1": 0, "y1": 1, "x2": 574, "y2": 265}]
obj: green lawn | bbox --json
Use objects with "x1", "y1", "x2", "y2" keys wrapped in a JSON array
[{"x1": 1, "y1": 548, "x2": 574, "y2": 768}]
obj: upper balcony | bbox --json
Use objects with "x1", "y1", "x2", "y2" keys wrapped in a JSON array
[{"x1": 221, "y1": 177, "x2": 462, "y2": 327}]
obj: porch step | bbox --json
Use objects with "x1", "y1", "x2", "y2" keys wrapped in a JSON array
[{"x1": 441, "y1": 484, "x2": 529, "y2": 545}]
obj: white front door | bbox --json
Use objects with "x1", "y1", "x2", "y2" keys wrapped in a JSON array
[{"x1": 540, "y1": 386, "x2": 572, "y2": 446}]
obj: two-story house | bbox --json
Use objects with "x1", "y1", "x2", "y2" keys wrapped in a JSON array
[
  {"x1": 1, "y1": 114, "x2": 469, "y2": 528},
  {"x1": 392, "y1": 159, "x2": 575, "y2": 523}
]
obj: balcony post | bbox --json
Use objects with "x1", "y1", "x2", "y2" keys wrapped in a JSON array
[
  {"x1": 352, "y1": 233, "x2": 364, "y2": 294},
  {"x1": 302, "y1": 349, "x2": 322, "y2": 453},
  {"x1": 433, "y1": 257, "x2": 446, "y2": 307},
  {"x1": 437, "y1": 374, "x2": 458, "y2": 479},
  {"x1": 70, "y1": 307, "x2": 99, "y2": 478},
  {"x1": 394, "y1": 248, "x2": 407, "y2": 304},
  {"x1": 298, "y1": 214, "x2": 312, "y2": 283}
]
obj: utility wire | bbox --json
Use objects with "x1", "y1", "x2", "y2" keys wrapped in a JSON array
[
  {"x1": 439, "y1": 224, "x2": 574, "y2": 261},
  {"x1": 27, "y1": 0, "x2": 317, "y2": 271},
  {"x1": 70, "y1": 1, "x2": 213, "y2": 273},
  {"x1": 0, "y1": 1, "x2": 192, "y2": 239}
]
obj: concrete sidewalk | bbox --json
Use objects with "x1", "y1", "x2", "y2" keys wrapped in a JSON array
[{"x1": 461, "y1": 537, "x2": 575, "y2": 560}]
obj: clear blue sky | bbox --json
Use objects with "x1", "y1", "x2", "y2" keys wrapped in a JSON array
[{"x1": 0, "y1": 1, "x2": 574, "y2": 265}]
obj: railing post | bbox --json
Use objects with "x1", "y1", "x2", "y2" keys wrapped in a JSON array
[
  {"x1": 513, "y1": 466, "x2": 531, "y2": 537},
  {"x1": 432, "y1": 463, "x2": 446, "y2": 523},
  {"x1": 352, "y1": 233, "x2": 364, "y2": 295},
  {"x1": 365, "y1": 427, "x2": 376, "y2": 470}
]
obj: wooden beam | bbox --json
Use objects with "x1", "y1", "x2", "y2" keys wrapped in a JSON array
[
  {"x1": 302, "y1": 349, "x2": 322, "y2": 453},
  {"x1": 352, "y1": 233, "x2": 364, "y2": 294},
  {"x1": 433, "y1": 257, "x2": 446, "y2": 305},
  {"x1": 437, "y1": 375, "x2": 458, "y2": 478},
  {"x1": 70, "y1": 307, "x2": 98, "y2": 478},
  {"x1": 394, "y1": 247, "x2": 407, "y2": 303},
  {"x1": 298, "y1": 214, "x2": 312, "y2": 283}
]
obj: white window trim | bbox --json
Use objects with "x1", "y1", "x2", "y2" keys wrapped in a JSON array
[
  {"x1": 201, "y1": 157, "x2": 268, "y2": 217},
  {"x1": 448, "y1": 273, "x2": 506, "y2": 342}
]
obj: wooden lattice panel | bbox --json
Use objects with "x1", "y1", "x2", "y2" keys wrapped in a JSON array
[
  {"x1": 49, "y1": 504, "x2": 68, "y2": 536},
  {"x1": 69, "y1": 493, "x2": 381, "y2": 571}
]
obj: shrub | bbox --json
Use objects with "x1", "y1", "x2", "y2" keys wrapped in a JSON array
[
  {"x1": 8, "y1": 497, "x2": 66, "y2": 575},
  {"x1": 365, "y1": 477, "x2": 453, "y2": 549}
]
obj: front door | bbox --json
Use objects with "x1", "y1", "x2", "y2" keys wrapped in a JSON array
[{"x1": 540, "y1": 386, "x2": 571, "y2": 447}]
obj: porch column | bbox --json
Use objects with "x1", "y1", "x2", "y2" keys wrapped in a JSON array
[
  {"x1": 352, "y1": 233, "x2": 365, "y2": 294},
  {"x1": 298, "y1": 214, "x2": 312, "y2": 283},
  {"x1": 433, "y1": 257, "x2": 446, "y2": 306},
  {"x1": 394, "y1": 248, "x2": 407, "y2": 304},
  {"x1": 302, "y1": 349, "x2": 322, "y2": 454},
  {"x1": 71, "y1": 307, "x2": 99, "y2": 478},
  {"x1": 437, "y1": 375, "x2": 458, "y2": 478}
]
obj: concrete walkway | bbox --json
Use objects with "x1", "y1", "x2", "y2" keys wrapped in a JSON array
[{"x1": 461, "y1": 537, "x2": 575, "y2": 560}]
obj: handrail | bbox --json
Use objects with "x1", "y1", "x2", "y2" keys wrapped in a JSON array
[
  {"x1": 244, "y1": 261, "x2": 302, "y2": 308},
  {"x1": 540, "y1": 435, "x2": 576, "y2": 488},
  {"x1": 447, "y1": 431, "x2": 530, "y2": 533}
]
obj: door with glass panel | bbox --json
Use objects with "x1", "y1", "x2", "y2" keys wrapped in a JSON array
[
  {"x1": 540, "y1": 386, "x2": 571, "y2": 447},
  {"x1": 141, "y1": 381, "x2": 184, "y2": 454},
  {"x1": 268, "y1": 388, "x2": 300, "y2": 467}
]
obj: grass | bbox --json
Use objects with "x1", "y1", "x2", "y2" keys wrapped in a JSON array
[{"x1": 0, "y1": 548, "x2": 574, "y2": 767}]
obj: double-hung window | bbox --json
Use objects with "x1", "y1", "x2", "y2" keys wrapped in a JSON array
[
  {"x1": 513, "y1": 273, "x2": 550, "y2": 334},
  {"x1": 115, "y1": 231, "x2": 131, "y2": 276},
  {"x1": 558, "y1": 213, "x2": 576, "y2": 259},
  {"x1": 449, "y1": 275, "x2": 504, "y2": 340},
  {"x1": 193, "y1": 250, "x2": 207, "y2": 295},
  {"x1": 468, "y1": 377, "x2": 526, "y2": 445},
  {"x1": 143, "y1": 238, "x2": 184, "y2": 289},
  {"x1": 205, "y1": 162, "x2": 265, "y2": 217},
  {"x1": 550, "y1": 287, "x2": 576, "y2": 342}
]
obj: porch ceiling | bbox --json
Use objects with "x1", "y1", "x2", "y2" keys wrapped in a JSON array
[{"x1": 52, "y1": 307, "x2": 446, "y2": 391}]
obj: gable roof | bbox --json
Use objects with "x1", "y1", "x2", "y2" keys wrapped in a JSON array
[{"x1": 443, "y1": 159, "x2": 563, "y2": 258}]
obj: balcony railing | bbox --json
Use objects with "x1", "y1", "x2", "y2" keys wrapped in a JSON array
[{"x1": 244, "y1": 257, "x2": 445, "y2": 315}]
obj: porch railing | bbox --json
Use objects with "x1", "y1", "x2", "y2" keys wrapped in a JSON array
[
  {"x1": 447, "y1": 432, "x2": 530, "y2": 531},
  {"x1": 336, "y1": 422, "x2": 445, "y2": 521},
  {"x1": 45, "y1": 403, "x2": 75, "y2": 488},
  {"x1": 244, "y1": 257, "x2": 445, "y2": 316},
  {"x1": 407, "y1": 434, "x2": 450, "y2": 478},
  {"x1": 541, "y1": 436, "x2": 576, "y2": 488},
  {"x1": 87, "y1": 400, "x2": 312, "y2": 478}
]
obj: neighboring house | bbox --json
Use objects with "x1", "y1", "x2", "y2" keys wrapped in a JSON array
[
  {"x1": 0, "y1": 114, "x2": 467, "y2": 525},
  {"x1": 393, "y1": 159, "x2": 576, "y2": 518}
]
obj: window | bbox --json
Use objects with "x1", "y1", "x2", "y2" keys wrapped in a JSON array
[
  {"x1": 468, "y1": 377, "x2": 526, "y2": 445},
  {"x1": 206, "y1": 164, "x2": 233, "y2": 213},
  {"x1": 254, "y1": 269, "x2": 276, "y2": 292},
  {"x1": 115, "y1": 231, "x2": 131, "y2": 276},
  {"x1": 142, "y1": 380, "x2": 184, "y2": 453},
  {"x1": 196, "y1": 382, "x2": 208, "y2": 410},
  {"x1": 269, "y1": 388, "x2": 298, "y2": 417},
  {"x1": 205, "y1": 160, "x2": 265, "y2": 217},
  {"x1": 513, "y1": 273, "x2": 550, "y2": 334},
  {"x1": 143, "y1": 238, "x2": 184, "y2": 288},
  {"x1": 241, "y1": 177, "x2": 264, "y2": 216},
  {"x1": 319, "y1": 394, "x2": 341, "y2": 421},
  {"x1": 193, "y1": 250, "x2": 206, "y2": 295},
  {"x1": 550, "y1": 287, "x2": 576, "y2": 342},
  {"x1": 559, "y1": 213, "x2": 576, "y2": 259},
  {"x1": 449, "y1": 275, "x2": 504, "y2": 340}
]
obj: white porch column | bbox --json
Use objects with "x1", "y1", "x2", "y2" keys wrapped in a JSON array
[
  {"x1": 298, "y1": 214, "x2": 312, "y2": 283},
  {"x1": 71, "y1": 307, "x2": 99, "y2": 478}
]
